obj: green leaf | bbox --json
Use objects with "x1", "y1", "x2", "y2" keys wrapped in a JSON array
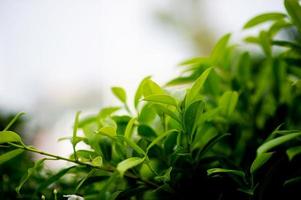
[
  {"x1": 243, "y1": 12, "x2": 286, "y2": 29},
  {"x1": 151, "y1": 104, "x2": 181, "y2": 124},
  {"x1": 207, "y1": 168, "x2": 245, "y2": 178},
  {"x1": 272, "y1": 40, "x2": 301, "y2": 51},
  {"x1": 285, "y1": 0, "x2": 301, "y2": 32},
  {"x1": 3, "y1": 112, "x2": 25, "y2": 131},
  {"x1": 137, "y1": 124, "x2": 157, "y2": 140},
  {"x1": 16, "y1": 158, "x2": 47, "y2": 193},
  {"x1": 178, "y1": 57, "x2": 211, "y2": 66},
  {"x1": 210, "y1": 34, "x2": 231, "y2": 63},
  {"x1": 72, "y1": 111, "x2": 81, "y2": 160},
  {"x1": 184, "y1": 99, "x2": 204, "y2": 137},
  {"x1": 117, "y1": 157, "x2": 145, "y2": 177},
  {"x1": 257, "y1": 132, "x2": 301, "y2": 154},
  {"x1": 185, "y1": 68, "x2": 212, "y2": 106},
  {"x1": 144, "y1": 94, "x2": 177, "y2": 107},
  {"x1": 0, "y1": 149, "x2": 24, "y2": 165},
  {"x1": 286, "y1": 146, "x2": 301, "y2": 161},
  {"x1": 259, "y1": 30, "x2": 272, "y2": 56},
  {"x1": 219, "y1": 91, "x2": 239, "y2": 117},
  {"x1": 250, "y1": 152, "x2": 273, "y2": 174},
  {"x1": 37, "y1": 166, "x2": 75, "y2": 191},
  {"x1": 92, "y1": 156, "x2": 103, "y2": 167},
  {"x1": 284, "y1": 176, "x2": 301, "y2": 187},
  {"x1": 196, "y1": 133, "x2": 230, "y2": 160},
  {"x1": 124, "y1": 118, "x2": 136, "y2": 139},
  {"x1": 147, "y1": 129, "x2": 178, "y2": 153},
  {"x1": 112, "y1": 87, "x2": 127, "y2": 103},
  {"x1": 143, "y1": 79, "x2": 165, "y2": 97},
  {"x1": 134, "y1": 76, "x2": 151, "y2": 108},
  {"x1": 98, "y1": 106, "x2": 121, "y2": 119},
  {"x1": 121, "y1": 136, "x2": 146, "y2": 156},
  {"x1": 97, "y1": 126, "x2": 117, "y2": 138},
  {"x1": 154, "y1": 167, "x2": 172, "y2": 182},
  {"x1": 0, "y1": 131, "x2": 23, "y2": 144}
]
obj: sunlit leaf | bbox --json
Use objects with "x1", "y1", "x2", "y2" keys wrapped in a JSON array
[
  {"x1": 119, "y1": 136, "x2": 146, "y2": 156},
  {"x1": 117, "y1": 157, "x2": 145, "y2": 177},
  {"x1": 185, "y1": 67, "x2": 212, "y2": 106},
  {"x1": 210, "y1": 34, "x2": 231, "y2": 63},
  {"x1": 97, "y1": 126, "x2": 117, "y2": 138},
  {"x1": 92, "y1": 156, "x2": 103, "y2": 167},
  {"x1": 144, "y1": 94, "x2": 177, "y2": 107},
  {"x1": 243, "y1": 12, "x2": 286, "y2": 29},
  {"x1": 112, "y1": 87, "x2": 127, "y2": 103},
  {"x1": 143, "y1": 79, "x2": 165, "y2": 97},
  {"x1": 0, "y1": 131, "x2": 23, "y2": 144},
  {"x1": 285, "y1": 0, "x2": 301, "y2": 32},
  {"x1": 151, "y1": 104, "x2": 181, "y2": 124},
  {"x1": 124, "y1": 117, "x2": 136, "y2": 139},
  {"x1": 134, "y1": 76, "x2": 151, "y2": 108}
]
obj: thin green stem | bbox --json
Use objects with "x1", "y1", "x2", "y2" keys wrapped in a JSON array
[{"x1": 9, "y1": 143, "x2": 160, "y2": 189}]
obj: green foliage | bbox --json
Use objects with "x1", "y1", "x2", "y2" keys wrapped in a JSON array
[{"x1": 1, "y1": 1, "x2": 301, "y2": 199}]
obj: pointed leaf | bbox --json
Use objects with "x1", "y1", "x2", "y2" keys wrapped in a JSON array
[
  {"x1": 92, "y1": 156, "x2": 103, "y2": 167},
  {"x1": 143, "y1": 79, "x2": 165, "y2": 97},
  {"x1": 207, "y1": 168, "x2": 245, "y2": 178},
  {"x1": 3, "y1": 112, "x2": 25, "y2": 131},
  {"x1": 286, "y1": 146, "x2": 301, "y2": 161},
  {"x1": 151, "y1": 104, "x2": 181, "y2": 124},
  {"x1": 243, "y1": 12, "x2": 286, "y2": 29},
  {"x1": 117, "y1": 157, "x2": 145, "y2": 177},
  {"x1": 0, "y1": 131, "x2": 23, "y2": 144},
  {"x1": 121, "y1": 136, "x2": 146, "y2": 156},
  {"x1": 0, "y1": 149, "x2": 24, "y2": 165},
  {"x1": 210, "y1": 34, "x2": 231, "y2": 63},
  {"x1": 219, "y1": 91, "x2": 239, "y2": 117},
  {"x1": 184, "y1": 99, "x2": 204, "y2": 136},
  {"x1": 285, "y1": 0, "x2": 301, "y2": 32},
  {"x1": 134, "y1": 76, "x2": 151, "y2": 108},
  {"x1": 144, "y1": 94, "x2": 177, "y2": 107},
  {"x1": 16, "y1": 158, "x2": 47, "y2": 193},
  {"x1": 124, "y1": 118, "x2": 136, "y2": 139},
  {"x1": 196, "y1": 133, "x2": 230, "y2": 160},
  {"x1": 112, "y1": 87, "x2": 127, "y2": 103},
  {"x1": 185, "y1": 68, "x2": 212, "y2": 106},
  {"x1": 37, "y1": 166, "x2": 75, "y2": 191},
  {"x1": 250, "y1": 152, "x2": 273, "y2": 174},
  {"x1": 257, "y1": 132, "x2": 301, "y2": 154},
  {"x1": 147, "y1": 130, "x2": 178, "y2": 153},
  {"x1": 98, "y1": 126, "x2": 117, "y2": 138}
]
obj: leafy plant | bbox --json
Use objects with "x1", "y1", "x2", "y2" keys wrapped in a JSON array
[{"x1": 1, "y1": 0, "x2": 301, "y2": 199}]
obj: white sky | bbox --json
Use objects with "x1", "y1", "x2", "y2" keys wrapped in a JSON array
[{"x1": 0, "y1": 0, "x2": 283, "y2": 113}]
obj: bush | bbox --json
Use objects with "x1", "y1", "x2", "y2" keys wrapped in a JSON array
[{"x1": 1, "y1": 0, "x2": 301, "y2": 199}]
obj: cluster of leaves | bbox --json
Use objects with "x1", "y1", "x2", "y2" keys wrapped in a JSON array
[{"x1": 1, "y1": 0, "x2": 301, "y2": 199}]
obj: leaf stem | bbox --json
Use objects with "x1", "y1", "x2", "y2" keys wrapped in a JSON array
[{"x1": 10, "y1": 143, "x2": 161, "y2": 189}]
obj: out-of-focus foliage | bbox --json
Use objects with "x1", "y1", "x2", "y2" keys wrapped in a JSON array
[
  {"x1": 1, "y1": 0, "x2": 301, "y2": 199},
  {"x1": 155, "y1": 0, "x2": 215, "y2": 54}
]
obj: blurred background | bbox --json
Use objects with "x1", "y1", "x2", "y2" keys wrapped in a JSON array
[{"x1": 0, "y1": 0, "x2": 283, "y2": 165}]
